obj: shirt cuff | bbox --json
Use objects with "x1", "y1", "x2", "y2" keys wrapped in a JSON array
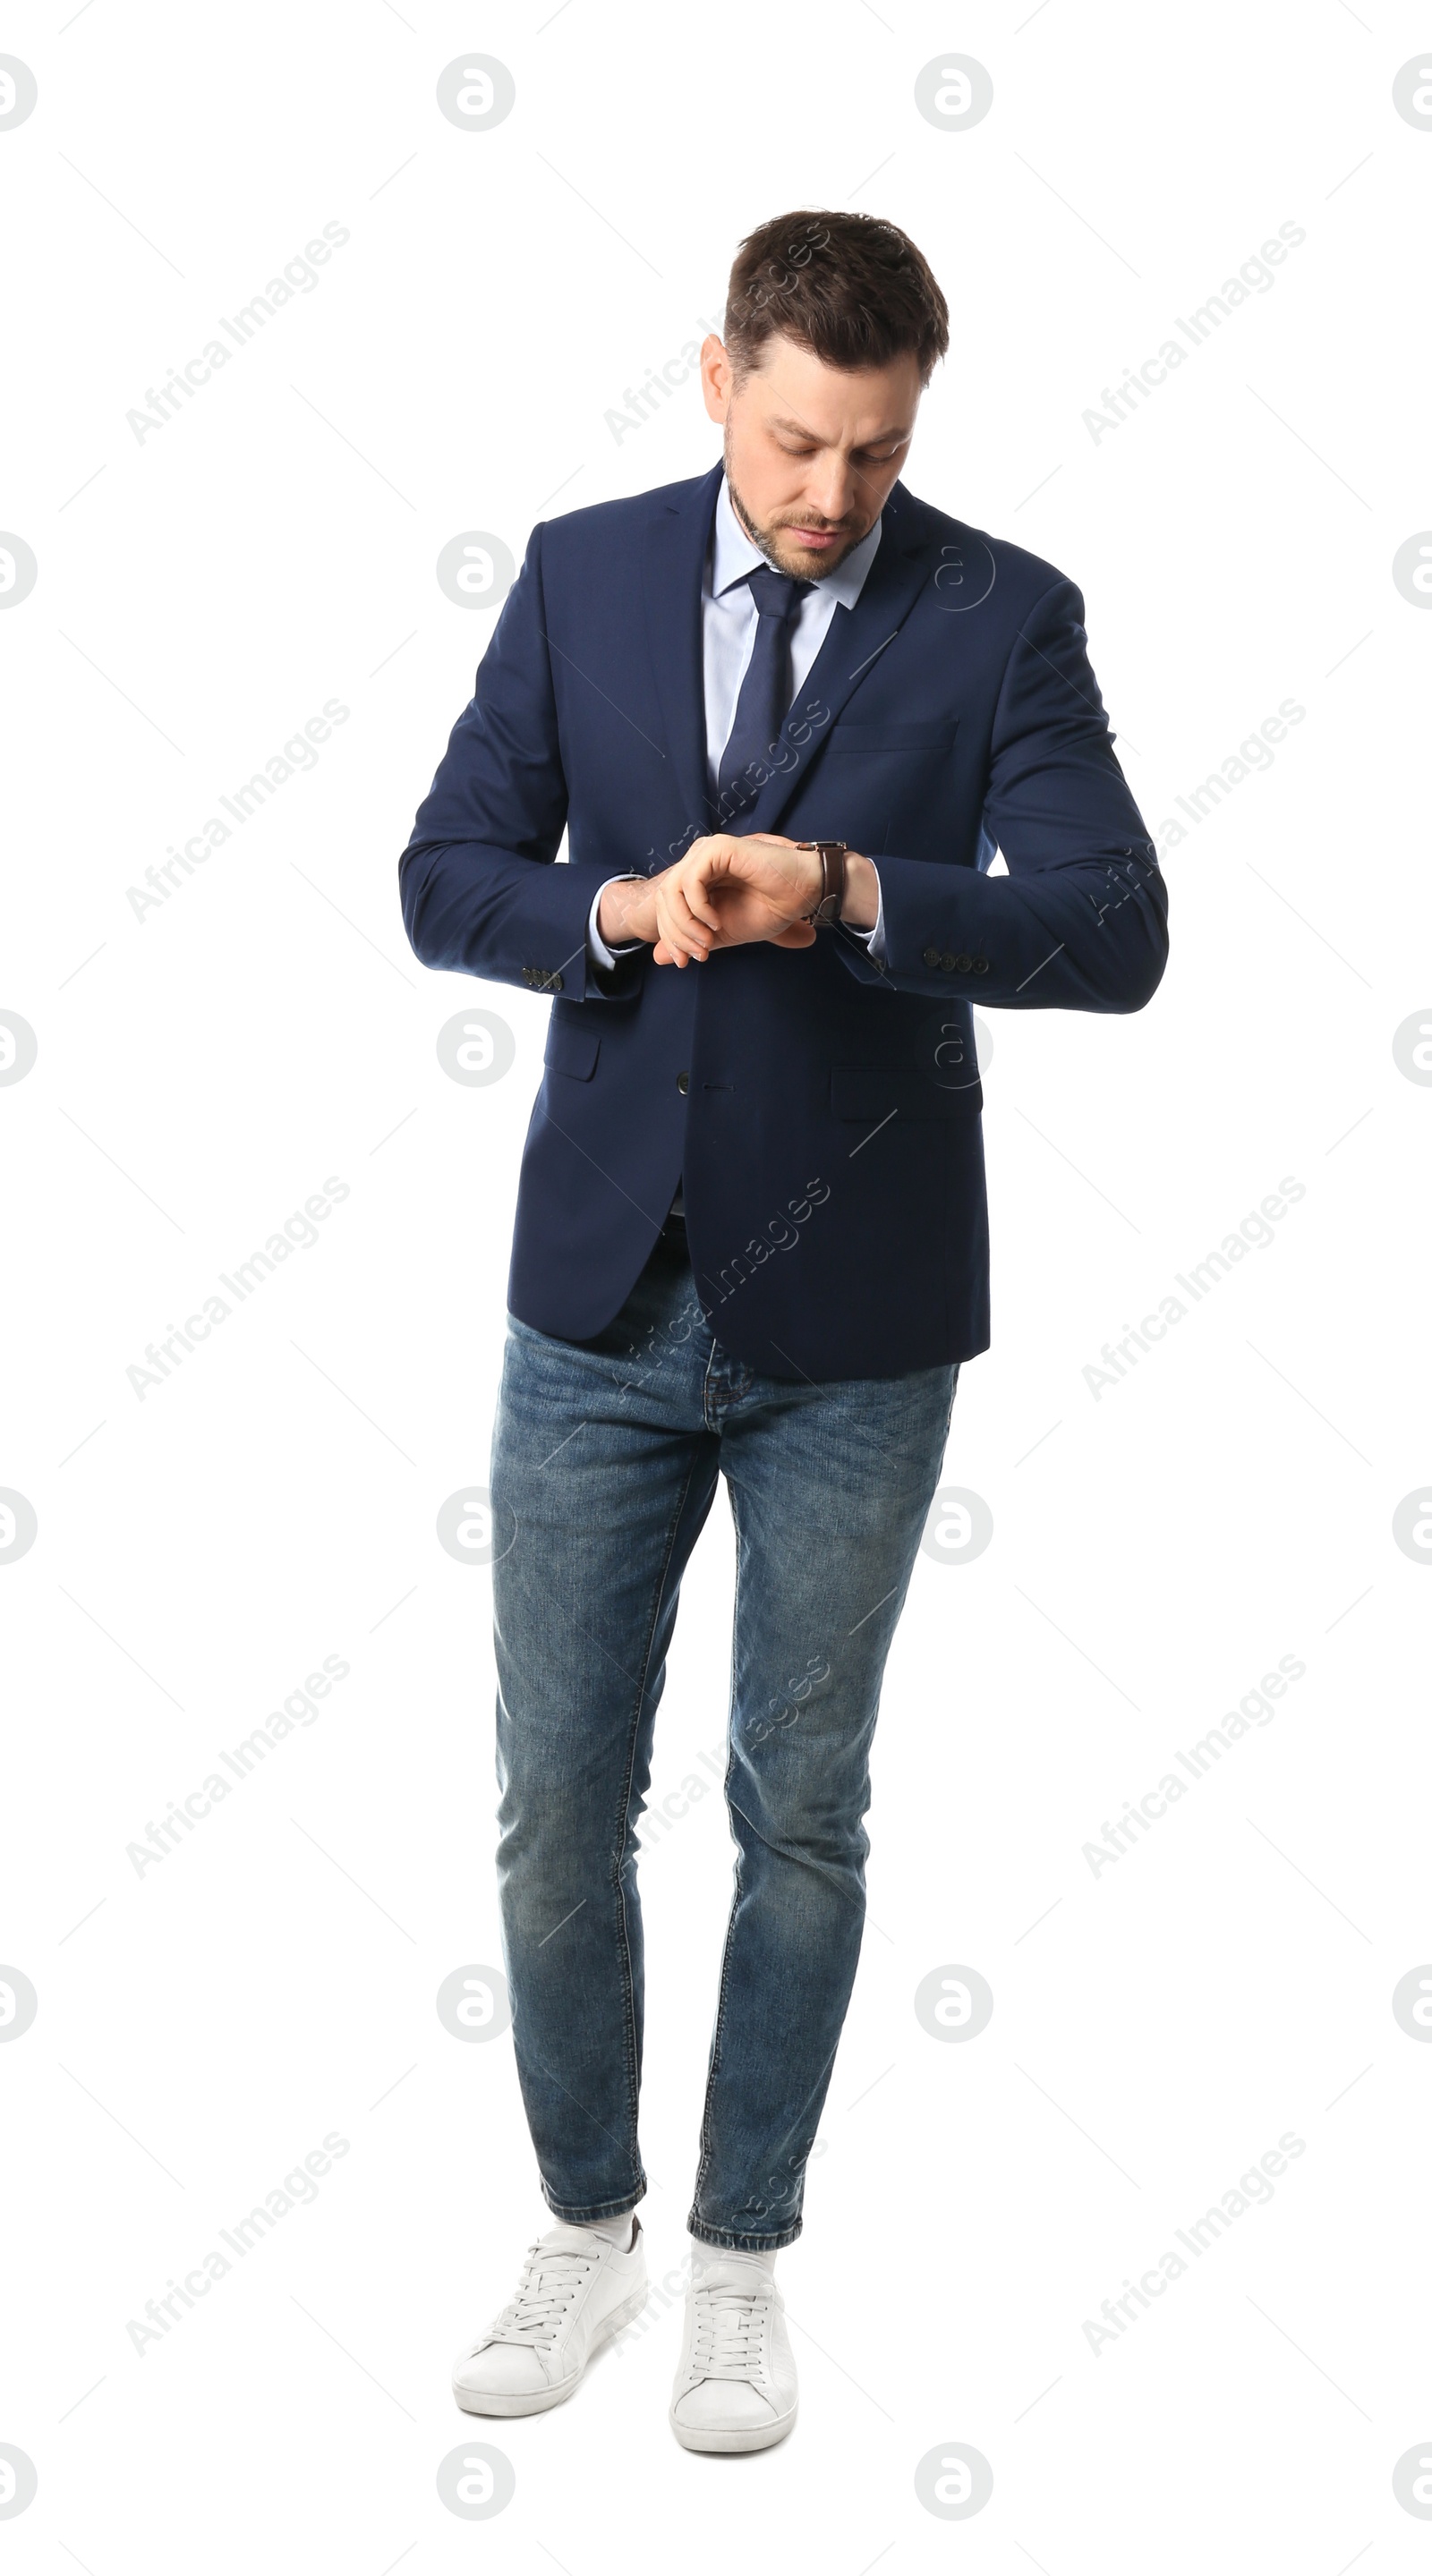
[{"x1": 588, "y1": 876, "x2": 646, "y2": 972}]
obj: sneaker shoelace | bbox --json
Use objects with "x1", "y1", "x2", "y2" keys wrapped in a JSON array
[
  {"x1": 488, "y1": 2244, "x2": 595, "y2": 2349},
  {"x1": 691, "y1": 2283, "x2": 771, "y2": 2382}
]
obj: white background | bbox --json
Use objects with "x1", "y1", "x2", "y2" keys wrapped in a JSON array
[{"x1": 3, "y1": 1, "x2": 1430, "y2": 2566}]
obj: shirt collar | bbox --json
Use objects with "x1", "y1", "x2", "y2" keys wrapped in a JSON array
[{"x1": 710, "y1": 473, "x2": 882, "y2": 611}]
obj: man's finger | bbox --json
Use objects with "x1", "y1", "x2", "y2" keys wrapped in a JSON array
[
  {"x1": 655, "y1": 880, "x2": 720, "y2": 963},
  {"x1": 652, "y1": 912, "x2": 705, "y2": 963},
  {"x1": 670, "y1": 865, "x2": 725, "y2": 933}
]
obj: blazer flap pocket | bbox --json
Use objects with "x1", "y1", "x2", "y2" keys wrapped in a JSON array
[
  {"x1": 825, "y1": 722, "x2": 959, "y2": 752},
  {"x1": 543, "y1": 1015, "x2": 601, "y2": 1081},
  {"x1": 831, "y1": 1061, "x2": 982, "y2": 1122}
]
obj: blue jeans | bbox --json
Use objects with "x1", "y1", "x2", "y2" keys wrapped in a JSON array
[{"x1": 490, "y1": 1217, "x2": 958, "y2": 2251}]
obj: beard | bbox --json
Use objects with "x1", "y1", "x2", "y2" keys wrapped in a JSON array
[{"x1": 724, "y1": 444, "x2": 872, "y2": 582}]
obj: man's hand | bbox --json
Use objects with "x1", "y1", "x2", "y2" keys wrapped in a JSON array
[
  {"x1": 598, "y1": 837, "x2": 880, "y2": 965},
  {"x1": 651, "y1": 834, "x2": 881, "y2": 965},
  {"x1": 596, "y1": 838, "x2": 817, "y2": 964},
  {"x1": 652, "y1": 835, "x2": 820, "y2": 965}
]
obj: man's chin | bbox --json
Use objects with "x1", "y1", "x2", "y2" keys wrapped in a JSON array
[{"x1": 766, "y1": 531, "x2": 861, "y2": 580}]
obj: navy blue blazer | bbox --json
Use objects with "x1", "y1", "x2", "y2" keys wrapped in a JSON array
[{"x1": 399, "y1": 462, "x2": 1168, "y2": 1380}]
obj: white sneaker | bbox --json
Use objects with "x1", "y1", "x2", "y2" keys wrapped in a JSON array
[
  {"x1": 452, "y1": 2217, "x2": 647, "y2": 2417},
  {"x1": 669, "y1": 2252, "x2": 798, "y2": 2453}
]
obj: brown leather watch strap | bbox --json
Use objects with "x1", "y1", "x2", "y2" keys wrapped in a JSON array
[{"x1": 796, "y1": 840, "x2": 848, "y2": 929}]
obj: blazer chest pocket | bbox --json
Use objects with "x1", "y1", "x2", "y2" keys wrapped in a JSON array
[
  {"x1": 824, "y1": 722, "x2": 959, "y2": 754},
  {"x1": 543, "y1": 1014, "x2": 601, "y2": 1081}
]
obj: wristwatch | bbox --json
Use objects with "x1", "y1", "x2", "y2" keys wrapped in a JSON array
[{"x1": 796, "y1": 840, "x2": 848, "y2": 929}]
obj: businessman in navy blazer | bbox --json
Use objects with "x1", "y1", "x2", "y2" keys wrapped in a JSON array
[{"x1": 401, "y1": 209, "x2": 1167, "y2": 2453}]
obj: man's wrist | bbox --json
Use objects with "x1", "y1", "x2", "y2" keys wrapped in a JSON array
[
  {"x1": 796, "y1": 840, "x2": 847, "y2": 926},
  {"x1": 596, "y1": 875, "x2": 652, "y2": 948},
  {"x1": 838, "y1": 851, "x2": 880, "y2": 931}
]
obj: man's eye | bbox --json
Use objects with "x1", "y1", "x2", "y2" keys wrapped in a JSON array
[{"x1": 773, "y1": 438, "x2": 904, "y2": 462}]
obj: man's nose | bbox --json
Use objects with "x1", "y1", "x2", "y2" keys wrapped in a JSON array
[{"x1": 802, "y1": 461, "x2": 858, "y2": 522}]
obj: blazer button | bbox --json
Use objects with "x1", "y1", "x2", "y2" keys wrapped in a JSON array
[
  {"x1": 954, "y1": 954, "x2": 973, "y2": 973},
  {"x1": 922, "y1": 946, "x2": 942, "y2": 968},
  {"x1": 940, "y1": 952, "x2": 957, "y2": 972},
  {"x1": 973, "y1": 956, "x2": 989, "y2": 973},
  {"x1": 677, "y1": 1070, "x2": 689, "y2": 1094}
]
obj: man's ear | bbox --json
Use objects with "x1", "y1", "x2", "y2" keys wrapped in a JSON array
[{"x1": 700, "y1": 335, "x2": 733, "y2": 424}]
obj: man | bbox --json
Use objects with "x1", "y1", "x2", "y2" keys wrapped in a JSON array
[{"x1": 399, "y1": 208, "x2": 1167, "y2": 2453}]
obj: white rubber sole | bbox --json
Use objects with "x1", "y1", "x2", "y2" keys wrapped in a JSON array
[
  {"x1": 453, "y1": 2283, "x2": 648, "y2": 2417},
  {"x1": 669, "y1": 2399, "x2": 798, "y2": 2454}
]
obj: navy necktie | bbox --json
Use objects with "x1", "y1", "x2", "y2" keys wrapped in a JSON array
[{"x1": 716, "y1": 565, "x2": 811, "y2": 825}]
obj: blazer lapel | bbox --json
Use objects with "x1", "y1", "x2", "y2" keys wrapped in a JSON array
[
  {"x1": 643, "y1": 462, "x2": 724, "y2": 850},
  {"x1": 741, "y1": 481, "x2": 937, "y2": 840}
]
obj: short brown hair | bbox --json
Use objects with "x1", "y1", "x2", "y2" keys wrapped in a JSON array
[{"x1": 724, "y1": 209, "x2": 949, "y2": 387}]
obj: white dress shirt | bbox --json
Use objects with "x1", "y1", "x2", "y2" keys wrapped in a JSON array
[{"x1": 587, "y1": 475, "x2": 887, "y2": 968}]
